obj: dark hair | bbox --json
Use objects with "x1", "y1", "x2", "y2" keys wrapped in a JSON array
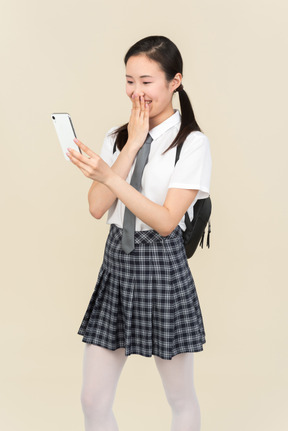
[{"x1": 112, "y1": 35, "x2": 202, "y2": 152}]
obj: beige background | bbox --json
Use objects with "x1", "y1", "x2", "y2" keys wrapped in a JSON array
[{"x1": 1, "y1": 0, "x2": 287, "y2": 430}]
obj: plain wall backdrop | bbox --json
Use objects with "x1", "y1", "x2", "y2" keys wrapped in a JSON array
[{"x1": 1, "y1": 0, "x2": 287, "y2": 430}]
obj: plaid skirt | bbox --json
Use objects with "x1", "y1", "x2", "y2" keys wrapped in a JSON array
[{"x1": 77, "y1": 224, "x2": 206, "y2": 360}]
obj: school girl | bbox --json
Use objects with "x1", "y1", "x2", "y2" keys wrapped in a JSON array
[{"x1": 67, "y1": 35, "x2": 212, "y2": 431}]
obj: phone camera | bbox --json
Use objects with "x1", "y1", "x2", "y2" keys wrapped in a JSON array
[{"x1": 52, "y1": 116, "x2": 55, "y2": 120}]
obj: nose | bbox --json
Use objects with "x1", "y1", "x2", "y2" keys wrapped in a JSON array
[
  {"x1": 132, "y1": 91, "x2": 145, "y2": 99},
  {"x1": 132, "y1": 85, "x2": 145, "y2": 98}
]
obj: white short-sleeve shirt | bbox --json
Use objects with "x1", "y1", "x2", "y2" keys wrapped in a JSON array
[{"x1": 100, "y1": 110, "x2": 212, "y2": 231}]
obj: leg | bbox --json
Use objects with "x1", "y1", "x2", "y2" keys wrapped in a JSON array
[
  {"x1": 154, "y1": 352, "x2": 201, "y2": 431},
  {"x1": 81, "y1": 344, "x2": 128, "y2": 431}
]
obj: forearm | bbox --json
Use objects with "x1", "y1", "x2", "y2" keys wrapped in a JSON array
[
  {"x1": 88, "y1": 141, "x2": 140, "y2": 218},
  {"x1": 105, "y1": 173, "x2": 180, "y2": 236}
]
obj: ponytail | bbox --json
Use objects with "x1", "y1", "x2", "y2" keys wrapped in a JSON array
[{"x1": 163, "y1": 85, "x2": 202, "y2": 153}]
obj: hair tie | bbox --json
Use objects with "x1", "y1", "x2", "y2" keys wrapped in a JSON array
[{"x1": 175, "y1": 84, "x2": 184, "y2": 93}]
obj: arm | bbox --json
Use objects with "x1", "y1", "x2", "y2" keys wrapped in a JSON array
[
  {"x1": 67, "y1": 143, "x2": 197, "y2": 236},
  {"x1": 88, "y1": 94, "x2": 150, "y2": 218},
  {"x1": 105, "y1": 173, "x2": 198, "y2": 236}
]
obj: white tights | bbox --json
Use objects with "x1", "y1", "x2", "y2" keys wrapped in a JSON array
[{"x1": 80, "y1": 344, "x2": 201, "y2": 431}]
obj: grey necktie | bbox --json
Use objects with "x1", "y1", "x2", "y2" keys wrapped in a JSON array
[{"x1": 122, "y1": 133, "x2": 153, "y2": 254}]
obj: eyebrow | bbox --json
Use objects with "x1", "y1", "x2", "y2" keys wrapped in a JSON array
[{"x1": 125, "y1": 74, "x2": 154, "y2": 78}]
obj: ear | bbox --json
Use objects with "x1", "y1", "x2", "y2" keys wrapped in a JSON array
[{"x1": 170, "y1": 73, "x2": 183, "y2": 92}]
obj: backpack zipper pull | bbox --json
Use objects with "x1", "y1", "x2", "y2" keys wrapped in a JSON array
[
  {"x1": 206, "y1": 220, "x2": 211, "y2": 248},
  {"x1": 199, "y1": 229, "x2": 205, "y2": 248}
]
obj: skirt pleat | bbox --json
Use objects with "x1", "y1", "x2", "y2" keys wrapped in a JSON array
[{"x1": 77, "y1": 224, "x2": 206, "y2": 360}]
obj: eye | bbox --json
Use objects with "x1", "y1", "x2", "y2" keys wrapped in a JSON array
[
  {"x1": 143, "y1": 82, "x2": 152, "y2": 85},
  {"x1": 127, "y1": 81, "x2": 133, "y2": 84}
]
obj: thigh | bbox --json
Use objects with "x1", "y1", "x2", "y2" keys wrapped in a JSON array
[
  {"x1": 153, "y1": 353, "x2": 195, "y2": 400},
  {"x1": 81, "y1": 344, "x2": 128, "y2": 401}
]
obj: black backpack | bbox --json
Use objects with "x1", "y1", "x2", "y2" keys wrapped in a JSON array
[{"x1": 175, "y1": 143, "x2": 212, "y2": 259}]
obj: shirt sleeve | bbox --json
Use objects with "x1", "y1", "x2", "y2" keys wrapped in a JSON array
[
  {"x1": 99, "y1": 127, "x2": 118, "y2": 167},
  {"x1": 168, "y1": 132, "x2": 212, "y2": 199}
]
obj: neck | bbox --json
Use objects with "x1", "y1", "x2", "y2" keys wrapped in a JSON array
[{"x1": 149, "y1": 106, "x2": 175, "y2": 130}]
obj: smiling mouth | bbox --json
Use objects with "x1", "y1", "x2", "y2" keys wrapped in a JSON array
[{"x1": 145, "y1": 100, "x2": 152, "y2": 104}]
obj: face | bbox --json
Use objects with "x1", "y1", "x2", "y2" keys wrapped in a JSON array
[{"x1": 125, "y1": 54, "x2": 181, "y2": 127}]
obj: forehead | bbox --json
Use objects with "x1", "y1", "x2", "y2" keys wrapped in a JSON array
[{"x1": 125, "y1": 54, "x2": 164, "y2": 77}]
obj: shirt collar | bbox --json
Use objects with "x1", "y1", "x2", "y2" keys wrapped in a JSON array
[{"x1": 148, "y1": 109, "x2": 181, "y2": 141}]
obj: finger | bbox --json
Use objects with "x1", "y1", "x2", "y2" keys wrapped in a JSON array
[
  {"x1": 144, "y1": 101, "x2": 150, "y2": 120},
  {"x1": 140, "y1": 95, "x2": 145, "y2": 112},
  {"x1": 67, "y1": 151, "x2": 93, "y2": 175},
  {"x1": 73, "y1": 139, "x2": 96, "y2": 158},
  {"x1": 139, "y1": 96, "x2": 148, "y2": 121},
  {"x1": 66, "y1": 148, "x2": 91, "y2": 169},
  {"x1": 67, "y1": 147, "x2": 92, "y2": 167},
  {"x1": 133, "y1": 93, "x2": 140, "y2": 112},
  {"x1": 130, "y1": 95, "x2": 137, "y2": 115}
]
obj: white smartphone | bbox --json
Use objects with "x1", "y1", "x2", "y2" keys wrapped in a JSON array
[{"x1": 51, "y1": 113, "x2": 82, "y2": 161}]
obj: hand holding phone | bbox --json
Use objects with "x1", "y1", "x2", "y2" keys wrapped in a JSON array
[
  {"x1": 51, "y1": 113, "x2": 82, "y2": 160},
  {"x1": 52, "y1": 115, "x2": 112, "y2": 184}
]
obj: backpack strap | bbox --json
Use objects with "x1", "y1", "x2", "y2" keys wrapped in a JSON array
[
  {"x1": 175, "y1": 143, "x2": 183, "y2": 165},
  {"x1": 174, "y1": 143, "x2": 211, "y2": 249},
  {"x1": 174, "y1": 143, "x2": 191, "y2": 232}
]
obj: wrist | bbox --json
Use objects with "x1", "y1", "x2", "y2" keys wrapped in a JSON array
[
  {"x1": 119, "y1": 141, "x2": 139, "y2": 163},
  {"x1": 125, "y1": 138, "x2": 143, "y2": 154},
  {"x1": 105, "y1": 171, "x2": 123, "y2": 192}
]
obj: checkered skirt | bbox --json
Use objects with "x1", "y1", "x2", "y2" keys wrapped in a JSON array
[{"x1": 77, "y1": 224, "x2": 206, "y2": 360}]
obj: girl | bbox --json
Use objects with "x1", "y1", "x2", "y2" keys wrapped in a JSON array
[{"x1": 67, "y1": 35, "x2": 212, "y2": 431}]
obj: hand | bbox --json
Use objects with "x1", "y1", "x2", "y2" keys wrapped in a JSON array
[
  {"x1": 127, "y1": 94, "x2": 150, "y2": 150},
  {"x1": 66, "y1": 139, "x2": 113, "y2": 184}
]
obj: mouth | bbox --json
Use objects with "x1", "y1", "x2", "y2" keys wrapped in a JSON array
[{"x1": 144, "y1": 100, "x2": 152, "y2": 104}]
